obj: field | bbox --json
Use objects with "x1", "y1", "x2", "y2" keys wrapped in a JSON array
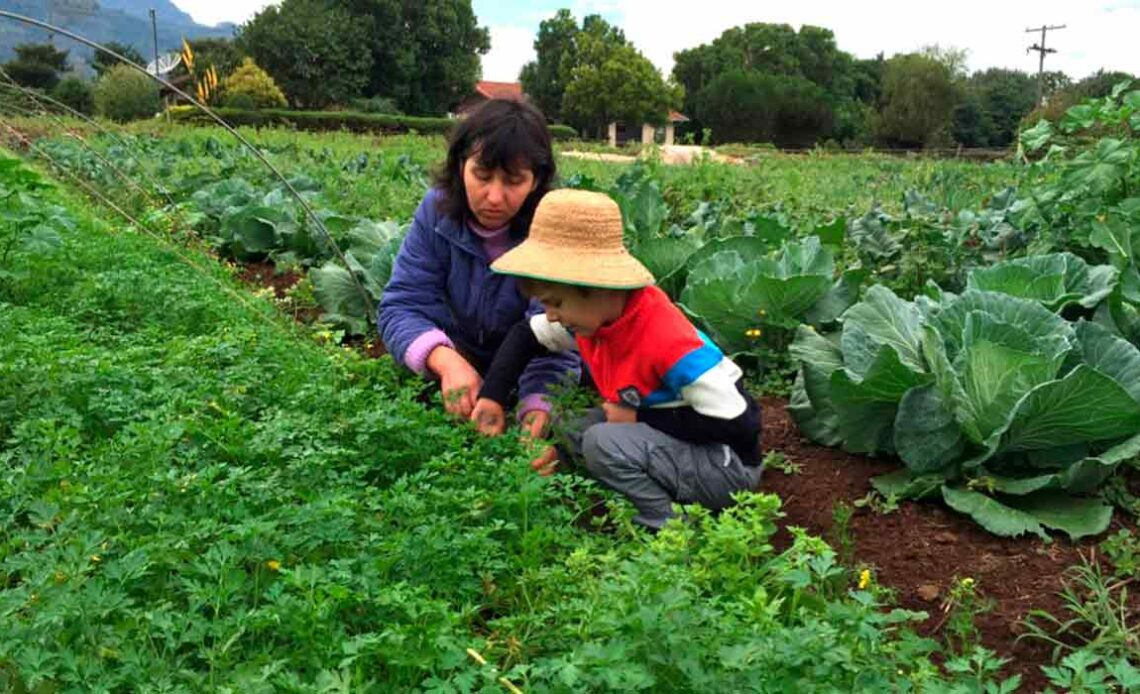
[{"x1": 1, "y1": 90, "x2": 1139, "y2": 693}]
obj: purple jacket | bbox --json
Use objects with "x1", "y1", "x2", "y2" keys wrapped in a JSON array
[{"x1": 378, "y1": 188, "x2": 580, "y2": 412}]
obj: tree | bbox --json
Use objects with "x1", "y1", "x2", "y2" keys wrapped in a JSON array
[
  {"x1": 239, "y1": 0, "x2": 373, "y2": 109},
  {"x1": 875, "y1": 53, "x2": 957, "y2": 148},
  {"x1": 221, "y1": 58, "x2": 287, "y2": 109},
  {"x1": 520, "y1": 11, "x2": 627, "y2": 122},
  {"x1": 971, "y1": 68, "x2": 1037, "y2": 146},
  {"x1": 3, "y1": 43, "x2": 69, "y2": 91},
  {"x1": 94, "y1": 64, "x2": 159, "y2": 122},
  {"x1": 340, "y1": 0, "x2": 489, "y2": 115},
  {"x1": 920, "y1": 44, "x2": 970, "y2": 81},
  {"x1": 672, "y1": 23, "x2": 875, "y2": 145},
  {"x1": 1072, "y1": 69, "x2": 1136, "y2": 100},
  {"x1": 696, "y1": 70, "x2": 832, "y2": 146},
  {"x1": 695, "y1": 70, "x2": 779, "y2": 144},
  {"x1": 92, "y1": 42, "x2": 145, "y2": 77},
  {"x1": 519, "y1": 9, "x2": 583, "y2": 121},
  {"x1": 562, "y1": 43, "x2": 682, "y2": 137},
  {"x1": 180, "y1": 38, "x2": 244, "y2": 79}
]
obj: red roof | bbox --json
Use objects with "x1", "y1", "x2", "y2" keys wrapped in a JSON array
[
  {"x1": 475, "y1": 81, "x2": 524, "y2": 101},
  {"x1": 668, "y1": 110, "x2": 689, "y2": 122}
]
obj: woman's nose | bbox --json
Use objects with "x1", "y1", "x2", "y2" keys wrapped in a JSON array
[{"x1": 484, "y1": 180, "x2": 504, "y2": 204}]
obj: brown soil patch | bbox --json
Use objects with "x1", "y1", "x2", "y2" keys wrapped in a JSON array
[
  {"x1": 757, "y1": 397, "x2": 1137, "y2": 690},
  {"x1": 237, "y1": 260, "x2": 303, "y2": 299}
]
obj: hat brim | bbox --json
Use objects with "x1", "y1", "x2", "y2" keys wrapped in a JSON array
[{"x1": 491, "y1": 240, "x2": 655, "y2": 289}]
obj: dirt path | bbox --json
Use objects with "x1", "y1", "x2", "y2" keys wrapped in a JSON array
[{"x1": 757, "y1": 397, "x2": 1138, "y2": 690}]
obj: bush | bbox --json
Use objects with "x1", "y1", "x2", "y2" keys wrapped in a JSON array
[
  {"x1": 50, "y1": 77, "x2": 94, "y2": 116},
  {"x1": 94, "y1": 65, "x2": 159, "y2": 122},
  {"x1": 220, "y1": 57, "x2": 287, "y2": 109},
  {"x1": 167, "y1": 106, "x2": 578, "y2": 139},
  {"x1": 350, "y1": 96, "x2": 401, "y2": 115}
]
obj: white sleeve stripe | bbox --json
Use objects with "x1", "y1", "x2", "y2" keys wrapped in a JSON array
[
  {"x1": 680, "y1": 358, "x2": 747, "y2": 419},
  {"x1": 529, "y1": 314, "x2": 577, "y2": 352}
]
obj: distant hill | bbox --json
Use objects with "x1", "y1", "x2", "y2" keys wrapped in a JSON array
[{"x1": 0, "y1": 0, "x2": 236, "y2": 69}]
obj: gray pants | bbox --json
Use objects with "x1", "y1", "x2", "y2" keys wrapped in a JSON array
[{"x1": 559, "y1": 409, "x2": 763, "y2": 530}]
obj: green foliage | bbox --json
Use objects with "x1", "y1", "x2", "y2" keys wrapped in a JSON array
[
  {"x1": 221, "y1": 57, "x2": 287, "y2": 110},
  {"x1": 519, "y1": 9, "x2": 582, "y2": 121},
  {"x1": 875, "y1": 53, "x2": 958, "y2": 148},
  {"x1": 350, "y1": 96, "x2": 402, "y2": 115},
  {"x1": 238, "y1": 0, "x2": 374, "y2": 109},
  {"x1": 176, "y1": 37, "x2": 244, "y2": 80},
  {"x1": 345, "y1": 0, "x2": 490, "y2": 116},
  {"x1": 953, "y1": 68, "x2": 1038, "y2": 148},
  {"x1": 93, "y1": 64, "x2": 160, "y2": 122},
  {"x1": 3, "y1": 43, "x2": 69, "y2": 91},
  {"x1": 1022, "y1": 552, "x2": 1139, "y2": 672},
  {"x1": 559, "y1": 30, "x2": 681, "y2": 135},
  {"x1": 697, "y1": 70, "x2": 834, "y2": 147},
  {"x1": 521, "y1": 11, "x2": 628, "y2": 125},
  {"x1": 0, "y1": 158, "x2": 67, "y2": 278},
  {"x1": 673, "y1": 23, "x2": 873, "y2": 147},
  {"x1": 50, "y1": 77, "x2": 94, "y2": 116},
  {"x1": 91, "y1": 41, "x2": 145, "y2": 77},
  {"x1": 790, "y1": 269, "x2": 1140, "y2": 540},
  {"x1": 0, "y1": 153, "x2": 1017, "y2": 690}
]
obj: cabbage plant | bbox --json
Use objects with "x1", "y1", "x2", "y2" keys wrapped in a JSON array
[{"x1": 789, "y1": 257, "x2": 1140, "y2": 539}]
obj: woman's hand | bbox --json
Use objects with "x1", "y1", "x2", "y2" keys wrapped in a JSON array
[
  {"x1": 471, "y1": 398, "x2": 506, "y2": 436},
  {"x1": 520, "y1": 410, "x2": 550, "y2": 440},
  {"x1": 427, "y1": 346, "x2": 482, "y2": 418}
]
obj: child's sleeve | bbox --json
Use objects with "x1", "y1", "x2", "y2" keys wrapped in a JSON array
[
  {"x1": 636, "y1": 344, "x2": 752, "y2": 444},
  {"x1": 479, "y1": 315, "x2": 575, "y2": 407}
]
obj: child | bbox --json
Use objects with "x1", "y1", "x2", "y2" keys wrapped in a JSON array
[{"x1": 470, "y1": 189, "x2": 763, "y2": 530}]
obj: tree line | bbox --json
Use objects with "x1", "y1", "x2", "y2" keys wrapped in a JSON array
[{"x1": 2, "y1": 1, "x2": 1133, "y2": 148}]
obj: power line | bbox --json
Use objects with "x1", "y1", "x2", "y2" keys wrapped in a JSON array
[{"x1": 1026, "y1": 24, "x2": 1066, "y2": 106}]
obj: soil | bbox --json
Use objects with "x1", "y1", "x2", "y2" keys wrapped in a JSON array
[
  {"x1": 756, "y1": 397, "x2": 1138, "y2": 691},
  {"x1": 237, "y1": 260, "x2": 303, "y2": 299}
]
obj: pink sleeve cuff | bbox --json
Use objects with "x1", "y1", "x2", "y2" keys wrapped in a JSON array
[
  {"x1": 405, "y1": 329, "x2": 454, "y2": 376},
  {"x1": 516, "y1": 393, "x2": 552, "y2": 421}
]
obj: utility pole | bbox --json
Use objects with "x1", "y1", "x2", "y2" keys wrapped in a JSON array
[
  {"x1": 1026, "y1": 24, "x2": 1066, "y2": 106},
  {"x1": 149, "y1": 8, "x2": 160, "y2": 75}
]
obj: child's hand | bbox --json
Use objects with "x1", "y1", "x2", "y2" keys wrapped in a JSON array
[
  {"x1": 529, "y1": 445, "x2": 559, "y2": 476},
  {"x1": 602, "y1": 402, "x2": 637, "y2": 424},
  {"x1": 471, "y1": 398, "x2": 506, "y2": 436}
]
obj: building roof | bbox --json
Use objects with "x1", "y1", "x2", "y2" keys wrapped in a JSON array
[
  {"x1": 668, "y1": 111, "x2": 690, "y2": 122},
  {"x1": 474, "y1": 81, "x2": 524, "y2": 101}
]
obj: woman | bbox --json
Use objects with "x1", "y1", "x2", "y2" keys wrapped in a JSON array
[{"x1": 378, "y1": 98, "x2": 579, "y2": 437}]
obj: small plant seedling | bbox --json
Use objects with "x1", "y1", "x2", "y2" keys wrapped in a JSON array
[
  {"x1": 854, "y1": 490, "x2": 899, "y2": 515},
  {"x1": 828, "y1": 501, "x2": 855, "y2": 567},
  {"x1": 763, "y1": 450, "x2": 802, "y2": 476},
  {"x1": 940, "y1": 576, "x2": 995, "y2": 655}
]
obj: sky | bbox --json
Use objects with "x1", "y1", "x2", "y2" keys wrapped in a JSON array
[{"x1": 172, "y1": 0, "x2": 1139, "y2": 83}]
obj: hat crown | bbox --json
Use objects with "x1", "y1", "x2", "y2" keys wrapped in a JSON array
[{"x1": 529, "y1": 189, "x2": 625, "y2": 251}]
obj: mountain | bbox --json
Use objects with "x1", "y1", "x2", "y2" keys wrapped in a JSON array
[{"x1": 0, "y1": 0, "x2": 236, "y2": 68}]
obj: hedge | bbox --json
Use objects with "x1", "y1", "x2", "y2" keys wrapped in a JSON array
[{"x1": 166, "y1": 106, "x2": 578, "y2": 139}]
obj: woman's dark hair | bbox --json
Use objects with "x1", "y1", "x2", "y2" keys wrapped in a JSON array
[{"x1": 434, "y1": 98, "x2": 556, "y2": 237}]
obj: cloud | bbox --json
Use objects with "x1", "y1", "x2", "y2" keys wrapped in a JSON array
[
  {"x1": 170, "y1": 0, "x2": 277, "y2": 27},
  {"x1": 482, "y1": 25, "x2": 537, "y2": 82}
]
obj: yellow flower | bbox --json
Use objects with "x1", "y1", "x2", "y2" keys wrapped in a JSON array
[
  {"x1": 858, "y1": 569, "x2": 871, "y2": 590},
  {"x1": 757, "y1": 308, "x2": 767, "y2": 317},
  {"x1": 745, "y1": 328, "x2": 763, "y2": 339},
  {"x1": 266, "y1": 560, "x2": 281, "y2": 572},
  {"x1": 90, "y1": 554, "x2": 101, "y2": 563}
]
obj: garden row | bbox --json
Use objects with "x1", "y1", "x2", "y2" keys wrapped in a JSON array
[{"x1": 0, "y1": 151, "x2": 1046, "y2": 692}]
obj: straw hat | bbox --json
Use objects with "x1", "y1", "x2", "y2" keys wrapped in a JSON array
[{"x1": 491, "y1": 189, "x2": 655, "y2": 289}]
